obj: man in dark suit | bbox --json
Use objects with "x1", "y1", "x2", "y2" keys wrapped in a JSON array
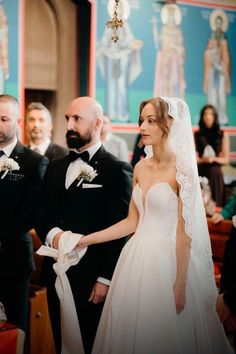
[
  {"x1": 0, "y1": 94, "x2": 48, "y2": 331},
  {"x1": 216, "y1": 224, "x2": 236, "y2": 351},
  {"x1": 37, "y1": 96, "x2": 133, "y2": 353},
  {"x1": 26, "y1": 101, "x2": 68, "y2": 160}
]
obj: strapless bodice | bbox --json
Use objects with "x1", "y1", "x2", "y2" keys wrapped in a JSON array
[{"x1": 132, "y1": 183, "x2": 178, "y2": 240}]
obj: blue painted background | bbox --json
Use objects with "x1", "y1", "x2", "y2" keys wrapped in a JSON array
[
  {"x1": 1, "y1": 0, "x2": 20, "y2": 98},
  {"x1": 95, "y1": 0, "x2": 236, "y2": 126}
]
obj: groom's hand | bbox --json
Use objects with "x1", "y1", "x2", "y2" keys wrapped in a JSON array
[
  {"x1": 52, "y1": 231, "x2": 64, "y2": 249},
  {"x1": 88, "y1": 282, "x2": 109, "y2": 304}
]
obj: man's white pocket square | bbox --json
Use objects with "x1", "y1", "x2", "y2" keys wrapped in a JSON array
[{"x1": 82, "y1": 183, "x2": 103, "y2": 189}]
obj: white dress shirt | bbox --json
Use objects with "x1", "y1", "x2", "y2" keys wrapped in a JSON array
[
  {"x1": 65, "y1": 141, "x2": 101, "y2": 190},
  {"x1": 29, "y1": 137, "x2": 51, "y2": 155},
  {"x1": 0, "y1": 137, "x2": 18, "y2": 159}
]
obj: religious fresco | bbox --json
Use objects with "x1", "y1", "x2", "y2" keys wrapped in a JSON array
[
  {"x1": 95, "y1": 0, "x2": 236, "y2": 126},
  {"x1": 0, "y1": 0, "x2": 22, "y2": 100},
  {"x1": 96, "y1": 0, "x2": 143, "y2": 123},
  {"x1": 152, "y1": 4, "x2": 186, "y2": 99},
  {"x1": 203, "y1": 9, "x2": 231, "y2": 125},
  {"x1": 0, "y1": 5, "x2": 9, "y2": 94}
]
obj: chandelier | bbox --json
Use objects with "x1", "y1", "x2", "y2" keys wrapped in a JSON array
[{"x1": 106, "y1": 0, "x2": 123, "y2": 43}]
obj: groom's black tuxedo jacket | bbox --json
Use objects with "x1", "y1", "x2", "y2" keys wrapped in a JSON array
[
  {"x1": 0, "y1": 141, "x2": 48, "y2": 277},
  {"x1": 37, "y1": 145, "x2": 133, "y2": 289}
]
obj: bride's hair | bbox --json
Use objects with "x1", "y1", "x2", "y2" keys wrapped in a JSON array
[{"x1": 139, "y1": 97, "x2": 171, "y2": 140}]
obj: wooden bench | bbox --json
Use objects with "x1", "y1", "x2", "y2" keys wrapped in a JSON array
[
  {"x1": 30, "y1": 229, "x2": 44, "y2": 284},
  {"x1": 29, "y1": 230, "x2": 56, "y2": 354},
  {"x1": 28, "y1": 285, "x2": 55, "y2": 354},
  {"x1": 207, "y1": 218, "x2": 232, "y2": 287}
]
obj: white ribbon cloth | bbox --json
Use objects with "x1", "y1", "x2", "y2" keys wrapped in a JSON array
[{"x1": 37, "y1": 231, "x2": 87, "y2": 354}]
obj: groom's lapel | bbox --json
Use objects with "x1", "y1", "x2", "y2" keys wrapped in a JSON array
[
  {"x1": 57, "y1": 157, "x2": 71, "y2": 195},
  {"x1": 88, "y1": 145, "x2": 107, "y2": 171}
]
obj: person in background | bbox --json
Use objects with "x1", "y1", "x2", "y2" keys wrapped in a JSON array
[
  {"x1": 26, "y1": 102, "x2": 68, "y2": 160},
  {"x1": 211, "y1": 191, "x2": 236, "y2": 224},
  {"x1": 100, "y1": 112, "x2": 129, "y2": 162},
  {"x1": 130, "y1": 133, "x2": 146, "y2": 167},
  {"x1": 195, "y1": 104, "x2": 229, "y2": 207},
  {"x1": 0, "y1": 94, "x2": 48, "y2": 332}
]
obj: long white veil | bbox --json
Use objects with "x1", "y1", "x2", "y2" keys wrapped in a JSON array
[{"x1": 145, "y1": 97, "x2": 216, "y2": 298}]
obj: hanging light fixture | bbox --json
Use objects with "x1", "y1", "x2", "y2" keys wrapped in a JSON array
[{"x1": 106, "y1": 0, "x2": 123, "y2": 43}]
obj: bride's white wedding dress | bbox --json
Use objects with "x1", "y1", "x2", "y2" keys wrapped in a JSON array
[{"x1": 92, "y1": 183, "x2": 233, "y2": 354}]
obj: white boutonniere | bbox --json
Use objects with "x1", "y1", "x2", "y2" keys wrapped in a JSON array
[
  {"x1": 0, "y1": 156, "x2": 20, "y2": 179},
  {"x1": 76, "y1": 164, "x2": 98, "y2": 187}
]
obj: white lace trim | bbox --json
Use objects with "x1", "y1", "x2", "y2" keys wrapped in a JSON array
[{"x1": 146, "y1": 97, "x2": 216, "y2": 298}]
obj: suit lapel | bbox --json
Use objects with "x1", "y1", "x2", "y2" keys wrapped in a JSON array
[
  {"x1": 58, "y1": 157, "x2": 71, "y2": 195},
  {"x1": 10, "y1": 141, "x2": 24, "y2": 161},
  {"x1": 88, "y1": 145, "x2": 107, "y2": 171}
]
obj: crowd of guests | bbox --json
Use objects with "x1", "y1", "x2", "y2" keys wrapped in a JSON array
[{"x1": 0, "y1": 94, "x2": 235, "y2": 354}]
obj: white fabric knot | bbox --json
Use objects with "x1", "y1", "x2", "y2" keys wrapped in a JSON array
[{"x1": 37, "y1": 231, "x2": 87, "y2": 354}]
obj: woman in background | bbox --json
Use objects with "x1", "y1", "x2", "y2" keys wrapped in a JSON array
[{"x1": 195, "y1": 104, "x2": 229, "y2": 207}]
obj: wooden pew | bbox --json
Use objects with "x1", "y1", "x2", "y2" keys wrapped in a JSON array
[
  {"x1": 28, "y1": 285, "x2": 55, "y2": 354},
  {"x1": 207, "y1": 218, "x2": 232, "y2": 287},
  {"x1": 30, "y1": 229, "x2": 44, "y2": 283},
  {"x1": 29, "y1": 229, "x2": 56, "y2": 354}
]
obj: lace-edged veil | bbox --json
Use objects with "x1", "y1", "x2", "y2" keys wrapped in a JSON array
[{"x1": 145, "y1": 97, "x2": 216, "y2": 296}]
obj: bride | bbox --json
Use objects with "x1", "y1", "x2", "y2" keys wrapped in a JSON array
[{"x1": 78, "y1": 97, "x2": 233, "y2": 353}]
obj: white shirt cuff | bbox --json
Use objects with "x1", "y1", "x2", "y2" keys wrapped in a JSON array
[
  {"x1": 46, "y1": 227, "x2": 63, "y2": 246},
  {"x1": 97, "y1": 277, "x2": 111, "y2": 286}
]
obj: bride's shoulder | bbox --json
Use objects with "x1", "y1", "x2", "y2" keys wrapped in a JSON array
[{"x1": 134, "y1": 158, "x2": 147, "y2": 172}]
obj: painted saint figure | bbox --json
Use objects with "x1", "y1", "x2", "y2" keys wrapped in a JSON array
[
  {"x1": 153, "y1": 3, "x2": 186, "y2": 99},
  {"x1": 0, "y1": 5, "x2": 9, "y2": 94},
  {"x1": 97, "y1": 0, "x2": 143, "y2": 122},
  {"x1": 204, "y1": 9, "x2": 231, "y2": 125}
]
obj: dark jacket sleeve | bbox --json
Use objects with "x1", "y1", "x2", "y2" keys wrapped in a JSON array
[
  {"x1": 0, "y1": 156, "x2": 48, "y2": 241},
  {"x1": 99, "y1": 161, "x2": 133, "y2": 280}
]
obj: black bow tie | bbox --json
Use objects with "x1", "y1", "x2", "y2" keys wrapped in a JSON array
[
  {"x1": 69, "y1": 150, "x2": 90, "y2": 163},
  {"x1": 0, "y1": 150, "x2": 4, "y2": 157}
]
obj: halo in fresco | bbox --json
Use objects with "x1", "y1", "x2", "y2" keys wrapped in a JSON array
[
  {"x1": 161, "y1": 4, "x2": 182, "y2": 26},
  {"x1": 210, "y1": 9, "x2": 228, "y2": 32},
  {"x1": 107, "y1": 0, "x2": 131, "y2": 21}
]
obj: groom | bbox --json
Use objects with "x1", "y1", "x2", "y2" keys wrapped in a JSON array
[{"x1": 37, "y1": 96, "x2": 133, "y2": 353}]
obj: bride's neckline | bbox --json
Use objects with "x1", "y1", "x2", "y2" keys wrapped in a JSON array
[{"x1": 136, "y1": 182, "x2": 178, "y2": 204}]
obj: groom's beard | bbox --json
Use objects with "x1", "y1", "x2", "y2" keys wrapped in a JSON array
[{"x1": 66, "y1": 130, "x2": 92, "y2": 149}]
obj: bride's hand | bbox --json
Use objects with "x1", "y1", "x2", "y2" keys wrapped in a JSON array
[
  {"x1": 173, "y1": 283, "x2": 186, "y2": 314},
  {"x1": 76, "y1": 236, "x2": 88, "y2": 250}
]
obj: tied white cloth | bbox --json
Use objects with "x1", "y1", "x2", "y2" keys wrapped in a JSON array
[{"x1": 37, "y1": 231, "x2": 87, "y2": 354}]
